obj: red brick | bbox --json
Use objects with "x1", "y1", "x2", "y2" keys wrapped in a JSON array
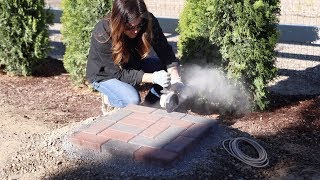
[
  {"x1": 181, "y1": 123, "x2": 211, "y2": 138},
  {"x1": 182, "y1": 114, "x2": 218, "y2": 125},
  {"x1": 134, "y1": 146, "x2": 178, "y2": 165},
  {"x1": 109, "y1": 122, "x2": 144, "y2": 135},
  {"x1": 160, "y1": 117, "x2": 194, "y2": 128},
  {"x1": 140, "y1": 121, "x2": 170, "y2": 138},
  {"x1": 157, "y1": 117, "x2": 174, "y2": 124},
  {"x1": 83, "y1": 120, "x2": 115, "y2": 135},
  {"x1": 120, "y1": 116, "x2": 154, "y2": 129},
  {"x1": 173, "y1": 120, "x2": 194, "y2": 128},
  {"x1": 127, "y1": 112, "x2": 162, "y2": 122},
  {"x1": 70, "y1": 131, "x2": 110, "y2": 151},
  {"x1": 98, "y1": 129, "x2": 136, "y2": 142},
  {"x1": 163, "y1": 136, "x2": 195, "y2": 153},
  {"x1": 125, "y1": 104, "x2": 157, "y2": 114},
  {"x1": 151, "y1": 109, "x2": 186, "y2": 119}
]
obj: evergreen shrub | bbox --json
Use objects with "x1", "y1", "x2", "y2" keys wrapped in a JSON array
[
  {"x1": 177, "y1": 0, "x2": 221, "y2": 66},
  {"x1": 178, "y1": 0, "x2": 280, "y2": 110},
  {"x1": 177, "y1": 0, "x2": 209, "y2": 63},
  {"x1": 0, "y1": 0, "x2": 53, "y2": 76},
  {"x1": 61, "y1": 0, "x2": 112, "y2": 85}
]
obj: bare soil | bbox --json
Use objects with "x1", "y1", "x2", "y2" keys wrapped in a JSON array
[{"x1": 0, "y1": 58, "x2": 319, "y2": 179}]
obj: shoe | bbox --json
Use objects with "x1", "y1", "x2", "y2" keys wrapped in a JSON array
[
  {"x1": 143, "y1": 84, "x2": 162, "y2": 108},
  {"x1": 101, "y1": 94, "x2": 118, "y2": 115}
]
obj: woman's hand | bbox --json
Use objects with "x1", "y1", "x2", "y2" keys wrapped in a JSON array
[
  {"x1": 152, "y1": 70, "x2": 171, "y2": 87},
  {"x1": 167, "y1": 65, "x2": 184, "y2": 92}
]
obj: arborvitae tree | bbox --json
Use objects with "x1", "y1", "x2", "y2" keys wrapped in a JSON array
[
  {"x1": 178, "y1": 0, "x2": 280, "y2": 110},
  {"x1": 0, "y1": 0, "x2": 53, "y2": 76},
  {"x1": 208, "y1": 0, "x2": 280, "y2": 110},
  {"x1": 61, "y1": 0, "x2": 112, "y2": 85},
  {"x1": 177, "y1": 0, "x2": 210, "y2": 63}
]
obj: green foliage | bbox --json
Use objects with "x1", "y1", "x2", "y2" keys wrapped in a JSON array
[
  {"x1": 177, "y1": 0, "x2": 220, "y2": 65},
  {"x1": 61, "y1": 0, "x2": 112, "y2": 85},
  {"x1": 0, "y1": 0, "x2": 53, "y2": 76},
  {"x1": 178, "y1": 0, "x2": 280, "y2": 110}
]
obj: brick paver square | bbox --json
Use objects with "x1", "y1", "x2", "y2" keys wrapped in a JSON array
[
  {"x1": 134, "y1": 146, "x2": 178, "y2": 165},
  {"x1": 181, "y1": 123, "x2": 211, "y2": 138},
  {"x1": 182, "y1": 115, "x2": 217, "y2": 125},
  {"x1": 101, "y1": 139, "x2": 141, "y2": 158},
  {"x1": 140, "y1": 121, "x2": 170, "y2": 138},
  {"x1": 127, "y1": 112, "x2": 162, "y2": 122},
  {"x1": 70, "y1": 131, "x2": 110, "y2": 151},
  {"x1": 154, "y1": 126, "x2": 186, "y2": 142},
  {"x1": 163, "y1": 136, "x2": 195, "y2": 153},
  {"x1": 70, "y1": 104, "x2": 219, "y2": 166},
  {"x1": 98, "y1": 129, "x2": 136, "y2": 142},
  {"x1": 83, "y1": 120, "x2": 115, "y2": 135},
  {"x1": 151, "y1": 109, "x2": 186, "y2": 119},
  {"x1": 106, "y1": 109, "x2": 133, "y2": 122},
  {"x1": 129, "y1": 135, "x2": 168, "y2": 148},
  {"x1": 159, "y1": 117, "x2": 194, "y2": 128},
  {"x1": 120, "y1": 116, "x2": 154, "y2": 129},
  {"x1": 109, "y1": 122, "x2": 144, "y2": 135},
  {"x1": 126, "y1": 104, "x2": 157, "y2": 114}
]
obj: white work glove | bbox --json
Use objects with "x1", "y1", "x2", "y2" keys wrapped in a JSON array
[
  {"x1": 168, "y1": 64, "x2": 184, "y2": 92},
  {"x1": 152, "y1": 70, "x2": 171, "y2": 87},
  {"x1": 170, "y1": 79, "x2": 185, "y2": 93}
]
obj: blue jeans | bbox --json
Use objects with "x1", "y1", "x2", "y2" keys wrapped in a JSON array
[{"x1": 92, "y1": 57, "x2": 164, "y2": 108}]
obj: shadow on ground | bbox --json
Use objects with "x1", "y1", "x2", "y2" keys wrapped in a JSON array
[
  {"x1": 258, "y1": 96, "x2": 320, "y2": 179},
  {"x1": 32, "y1": 57, "x2": 67, "y2": 77}
]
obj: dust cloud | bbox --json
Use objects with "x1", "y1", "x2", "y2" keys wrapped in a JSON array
[{"x1": 180, "y1": 64, "x2": 252, "y2": 114}]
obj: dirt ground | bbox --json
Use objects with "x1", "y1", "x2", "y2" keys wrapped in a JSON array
[{"x1": 0, "y1": 58, "x2": 320, "y2": 179}]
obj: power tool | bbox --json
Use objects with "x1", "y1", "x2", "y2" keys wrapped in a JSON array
[
  {"x1": 150, "y1": 84, "x2": 181, "y2": 113},
  {"x1": 159, "y1": 87, "x2": 179, "y2": 113}
]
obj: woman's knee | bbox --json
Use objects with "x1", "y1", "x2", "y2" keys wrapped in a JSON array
[
  {"x1": 126, "y1": 95, "x2": 141, "y2": 105},
  {"x1": 93, "y1": 79, "x2": 141, "y2": 107},
  {"x1": 108, "y1": 95, "x2": 140, "y2": 108}
]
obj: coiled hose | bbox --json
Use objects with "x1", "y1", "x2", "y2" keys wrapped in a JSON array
[{"x1": 222, "y1": 137, "x2": 269, "y2": 167}]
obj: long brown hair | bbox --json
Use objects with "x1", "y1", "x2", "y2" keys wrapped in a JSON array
[{"x1": 110, "y1": 0, "x2": 152, "y2": 65}]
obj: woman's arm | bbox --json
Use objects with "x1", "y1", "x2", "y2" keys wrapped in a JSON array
[
  {"x1": 150, "y1": 13, "x2": 180, "y2": 69},
  {"x1": 141, "y1": 73, "x2": 153, "y2": 83},
  {"x1": 149, "y1": 13, "x2": 182, "y2": 84}
]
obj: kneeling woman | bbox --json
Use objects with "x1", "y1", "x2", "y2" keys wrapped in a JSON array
[{"x1": 86, "y1": 0, "x2": 182, "y2": 112}]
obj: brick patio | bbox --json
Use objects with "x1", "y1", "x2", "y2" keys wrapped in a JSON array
[{"x1": 70, "y1": 104, "x2": 218, "y2": 166}]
